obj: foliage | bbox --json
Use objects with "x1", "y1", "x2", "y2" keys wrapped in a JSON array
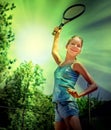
[
  {"x1": 0, "y1": 1, "x2": 54, "y2": 130},
  {"x1": 77, "y1": 96, "x2": 101, "y2": 117},
  {"x1": 0, "y1": 61, "x2": 54, "y2": 130},
  {"x1": 0, "y1": 1, "x2": 16, "y2": 84},
  {"x1": 77, "y1": 97, "x2": 111, "y2": 130}
]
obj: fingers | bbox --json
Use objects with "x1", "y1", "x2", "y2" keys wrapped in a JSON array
[
  {"x1": 67, "y1": 88, "x2": 76, "y2": 93},
  {"x1": 54, "y1": 26, "x2": 61, "y2": 32},
  {"x1": 67, "y1": 88, "x2": 79, "y2": 98},
  {"x1": 52, "y1": 26, "x2": 62, "y2": 36}
]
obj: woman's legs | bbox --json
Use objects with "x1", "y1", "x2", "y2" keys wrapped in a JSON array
[
  {"x1": 54, "y1": 121, "x2": 67, "y2": 130},
  {"x1": 54, "y1": 101, "x2": 82, "y2": 130},
  {"x1": 54, "y1": 116, "x2": 82, "y2": 130},
  {"x1": 64, "y1": 115, "x2": 82, "y2": 130},
  {"x1": 70, "y1": 116, "x2": 82, "y2": 130}
]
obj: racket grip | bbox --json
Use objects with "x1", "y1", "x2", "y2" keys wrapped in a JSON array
[
  {"x1": 52, "y1": 26, "x2": 62, "y2": 35},
  {"x1": 52, "y1": 30, "x2": 56, "y2": 35},
  {"x1": 59, "y1": 23, "x2": 64, "y2": 28}
]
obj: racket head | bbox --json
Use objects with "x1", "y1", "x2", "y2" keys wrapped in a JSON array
[
  {"x1": 52, "y1": 3, "x2": 86, "y2": 35},
  {"x1": 63, "y1": 4, "x2": 86, "y2": 20},
  {"x1": 58, "y1": 3, "x2": 86, "y2": 28}
]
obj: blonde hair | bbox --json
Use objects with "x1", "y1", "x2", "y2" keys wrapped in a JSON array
[{"x1": 66, "y1": 35, "x2": 83, "y2": 47}]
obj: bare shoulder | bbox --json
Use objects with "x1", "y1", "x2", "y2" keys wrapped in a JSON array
[
  {"x1": 72, "y1": 61, "x2": 97, "y2": 87},
  {"x1": 72, "y1": 61, "x2": 88, "y2": 74}
]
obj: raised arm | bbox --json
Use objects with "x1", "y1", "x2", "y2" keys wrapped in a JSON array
[{"x1": 51, "y1": 27, "x2": 62, "y2": 65}]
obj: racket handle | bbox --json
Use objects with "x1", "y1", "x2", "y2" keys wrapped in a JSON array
[
  {"x1": 59, "y1": 23, "x2": 64, "y2": 28},
  {"x1": 52, "y1": 24, "x2": 63, "y2": 35},
  {"x1": 52, "y1": 28, "x2": 61, "y2": 35},
  {"x1": 52, "y1": 30, "x2": 57, "y2": 35}
]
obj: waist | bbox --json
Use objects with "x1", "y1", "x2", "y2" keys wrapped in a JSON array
[{"x1": 55, "y1": 101, "x2": 73, "y2": 104}]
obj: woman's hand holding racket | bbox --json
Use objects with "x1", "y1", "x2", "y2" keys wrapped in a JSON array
[{"x1": 53, "y1": 26, "x2": 62, "y2": 36}]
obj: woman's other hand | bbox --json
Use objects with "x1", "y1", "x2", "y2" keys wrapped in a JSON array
[{"x1": 67, "y1": 88, "x2": 80, "y2": 98}]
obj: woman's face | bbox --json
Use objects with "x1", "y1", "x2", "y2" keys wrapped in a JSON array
[{"x1": 66, "y1": 37, "x2": 82, "y2": 56}]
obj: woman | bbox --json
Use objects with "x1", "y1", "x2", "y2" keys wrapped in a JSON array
[{"x1": 51, "y1": 27, "x2": 98, "y2": 130}]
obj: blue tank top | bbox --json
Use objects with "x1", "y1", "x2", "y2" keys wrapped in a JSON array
[{"x1": 52, "y1": 64, "x2": 79, "y2": 102}]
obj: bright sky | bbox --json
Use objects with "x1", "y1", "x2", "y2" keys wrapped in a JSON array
[{"x1": 8, "y1": 0, "x2": 111, "y2": 100}]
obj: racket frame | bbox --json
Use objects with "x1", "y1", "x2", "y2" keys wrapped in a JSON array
[{"x1": 59, "y1": 3, "x2": 86, "y2": 28}]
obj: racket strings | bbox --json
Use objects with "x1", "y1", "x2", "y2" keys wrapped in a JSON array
[{"x1": 64, "y1": 6, "x2": 85, "y2": 20}]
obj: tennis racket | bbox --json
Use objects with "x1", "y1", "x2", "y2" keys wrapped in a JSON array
[{"x1": 52, "y1": 3, "x2": 86, "y2": 35}]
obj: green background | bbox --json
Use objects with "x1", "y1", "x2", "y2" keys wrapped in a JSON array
[{"x1": 8, "y1": 0, "x2": 111, "y2": 100}]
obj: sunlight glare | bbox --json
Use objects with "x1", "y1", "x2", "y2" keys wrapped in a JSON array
[{"x1": 15, "y1": 25, "x2": 51, "y2": 64}]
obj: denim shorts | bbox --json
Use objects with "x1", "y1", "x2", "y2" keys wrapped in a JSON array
[{"x1": 54, "y1": 101, "x2": 79, "y2": 122}]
